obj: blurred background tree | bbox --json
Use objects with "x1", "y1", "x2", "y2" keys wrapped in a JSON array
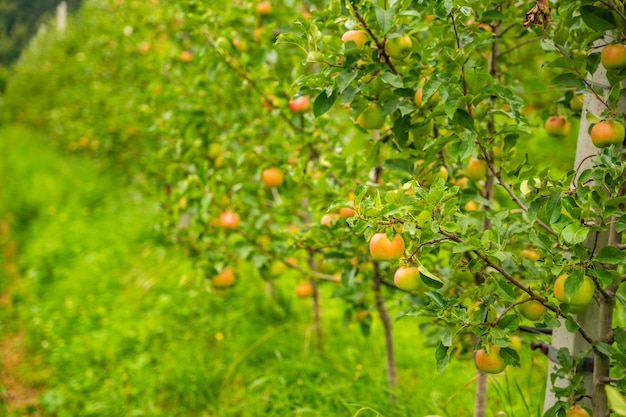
[{"x1": 0, "y1": 0, "x2": 82, "y2": 67}]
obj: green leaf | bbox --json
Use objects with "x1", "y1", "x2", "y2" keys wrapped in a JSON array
[
  {"x1": 580, "y1": 5, "x2": 616, "y2": 31},
  {"x1": 497, "y1": 314, "x2": 519, "y2": 331},
  {"x1": 565, "y1": 316, "x2": 579, "y2": 332},
  {"x1": 380, "y1": 72, "x2": 404, "y2": 88},
  {"x1": 418, "y1": 262, "x2": 444, "y2": 289},
  {"x1": 336, "y1": 69, "x2": 358, "y2": 93},
  {"x1": 392, "y1": 115, "x2": 411, "y2": 146},
  {"x1": 313, "y1": 90, "x2": 336, "y2": 117},
  {"x1": 435, "y1": 341, "x2": 449, "y2": 372},
  {"x1": 375, "y1": 8, "x2": 394, "y2": 34},
  {"x1": 383, "y1": 158, "x2": 413, "y2": 174},
  {"x1": 564, "y1": 269, "x2": 584, "y2": 299},
  {"x1": 275, "y1": 32, "x2": 304, "y2": 47},
  {"x1": 595, "y1": 245, "x2": 626, "y2": 265},
  {"x1": 453, "y1": 109, "x2": 474, "y2": 129},
  {"x1": 327, "y1": 199, "x2": 354, "y2": 211},
  {"x1": 560, "y1": 223, "x2": 589, "y2": 245},
  {"x1": 435, "y1": 0, "x2": 453, "y2": 19},
  {"x1": 549, "y1": 73, "x2": 583, "y2": 88},
  {"x1": 595, "y1": 342, "x2": 616, "y2": 356},
  {"x1": 500, "y1": 347, "x2": 520, "y2": 366},
  {"x1": 606, "y1": 385, "x2": 626, "y2": 417}
]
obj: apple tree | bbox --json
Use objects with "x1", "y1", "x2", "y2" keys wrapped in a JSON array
[{"x1": 281, "y1": 0, "x2": 626, "y2": 416}]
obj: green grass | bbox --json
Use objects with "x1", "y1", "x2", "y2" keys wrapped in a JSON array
[{"x1": 0, "y1": 125, "x2": 549, "y2": 417}]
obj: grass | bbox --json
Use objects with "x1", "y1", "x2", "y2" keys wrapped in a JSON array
[{"x1": 0, "y1": 125, "x2": 549, "y2": 416}]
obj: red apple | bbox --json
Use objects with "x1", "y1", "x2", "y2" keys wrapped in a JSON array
[
  {"x1": 213, "y1": 267, "x2": 235, "y2": 287},
  {"x1": 601, "y1": 43, "x2": 626, "y2": 70},
  {"x1": 566, "y1": 405, "x2": 590, "y2": 417},
  {"x1": 256, "y1": 1, "x2": 272, "y2": 15},
  {"x1": 219, "y1": 210, "x2": 240, "y2": 228},
  {"x1": 288, "y1": 96, "x2": 310, "y2": 113},
  {"x1": 369, "y1": 232, "x2": 404, "y2": 261},
  {"x1": 393, "y1": 266, "x2": 423, "y2": 292},
  {"x1": 544, "y1": 116, "x2": 571, "y2": 137},
  {"x1": 589, "y1": 120, "x2": 625, "y2": 148},
  {"x1": 261, "y1": 167, "x2": 284, "y2": 187},
  {"x1": 341, "y1": 30, "x2": 367, "y2": 48},
  {"x1": 474, "y1": 344, "x2": 507, "y2": 374}
]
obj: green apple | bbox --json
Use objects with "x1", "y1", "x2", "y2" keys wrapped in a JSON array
[
  {"x1": 517, "y1": 295, "x2": 547, "y2": 321},
  {"x1": 553, "y1": 274, "x2": 595, "y2": 313},
  {"x1": 393, "y1": 266, "x2": 424, "y2": 292},
  {"x1": 357, "y1": 103, "x2": 385, "y2": 130},
  {"x1": 384, "y1": 34, "x2": 412, "y2": 60}
]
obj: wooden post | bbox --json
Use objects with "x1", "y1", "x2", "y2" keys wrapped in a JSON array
[{"x1": 56, "y1": 2, "x2": 67, "y2": 35}]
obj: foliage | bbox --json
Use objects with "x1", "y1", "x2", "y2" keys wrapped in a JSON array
[
  {"x1": 0, "y1": 0, "x2": 82, "y2": 66},
  {"x1": 2, "y1": 0, "x2": 626, "y2": 415}
]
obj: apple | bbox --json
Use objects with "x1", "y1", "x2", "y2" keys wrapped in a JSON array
[
  {"x1": 289, "y1": 96, "x2": 310, "y2": 113},
  {"x1": 468, "y1": 301, "x2": 497, "y2": 323},
  {"x1": 544, "y1": 116, "x2": 571, "y2": 137},
  {"x1": 341, "y1": 30, "x2": 367, "y2": 48},
  {"x1": 369, "y1": 232, "x2": 405, "y2": 261},
  {"x1": 384, "y1": 34, "x2": 412, "y2": 60},
  {"x1": 340, "y1": 206, "x2": 355, "y2": 217},
  {"x1": 414, "y1": 88, "x2": 440, "y2": 107},
  {"x1": 355, "y1": 309, "x2": 370, "y2": 322},
  {"x1": 256, "y1": 1, "x2": 272, "y2": 15},
  {"x1": 232, "y1": 38, "x2": 248, "y2": 52},
  {"x1": 213, "y1": 267, "x2": 235, "y2": 287},
  {"x1": 519, "y1": 249, "x2": 540, "y2": 261},
  {"x1": 295, "y1": 282, "x2": 314, "y2": 298},
  {"x1": 268, "y1": 260, "x2": 285, "y2": 277},
  {"x1": 517, "y1": 295, "x2": 547, "y2": 321},
  {"x1": 553, "y1": 274, "x2": 595, "y2": 313},
  {"x1": 589, "y1": 120, "x2": 625, "y2": 148},
  {"x1": 566, "y1": 405, "x2": 590, "y2": 417},
  {"x1": 510, "y1": 335, "x2": 523, "y2": 352},
  {"x1": 320, "y1": 213, "x2": 339, "y2": 227},
  {"x1": 569, "y1": 94, "x2": 584, "y2": 111},
  {"x1": 464, "y1": 200, "x2": 478, "y2": 211},
  {"x1": 600, "y1": 43, "x2": 626, "y2": 70},
  {"x1": 262, "y1": 167, "x2": 284, "y2": 187},
  {"x1": 138, "y1": 41, "x2": 151, "y2": 53},
  {"x1": 393, "y1": 266, "x2": 424, "y2": 292},
  {"x1": 207, "y1": 143, "x2": 221, "y2": 159},
  {"x1": 357, "y1": 103, "x2": 385, "y2": 130},
  {"x1": 219, "y1": 210, "x2": 240, "y2": 228},
  {"x1": 180, "y1": 50, "x2": 193, "y2": 62},
  {"x1": 520, "y1": 178, "x2": 541, "y2": 196},
  {"x1": 474, "y1": 344, "x2": 507, "y2": 374},
  {"x1": 466, "y1": 157, "x2": 487, "y2": 180}
]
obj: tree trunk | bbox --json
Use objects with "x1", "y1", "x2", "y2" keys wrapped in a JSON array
[{"x1": 373, "y1": 261, "x2": 398, "y2": 404}]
